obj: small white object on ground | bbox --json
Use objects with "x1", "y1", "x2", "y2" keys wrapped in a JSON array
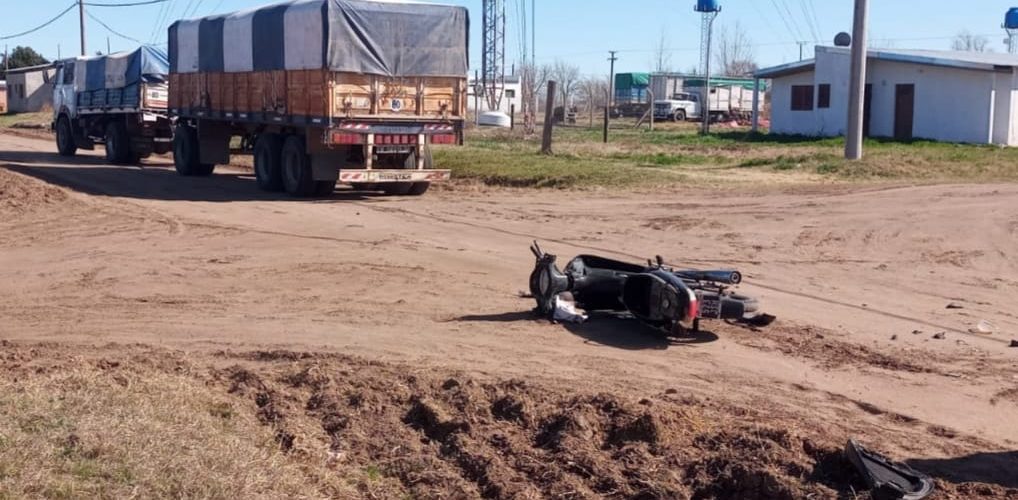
[
  {"x1": 553, "y1": 296, "x2": 588, "y2": 324},
  {"x1": 975, "y1": 320, "x2": 996, "y2": 334}
]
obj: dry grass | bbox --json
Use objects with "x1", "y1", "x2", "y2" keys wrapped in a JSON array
[
  {"x1": 0, "y1": 112, "x2": 50, "y2": 130},
  {"x1": 437, "y1": 119, "x2": 1018, "y2": 189},
  {"x1": 0, "y1": 357, "x2": 353, "y2": 499}
]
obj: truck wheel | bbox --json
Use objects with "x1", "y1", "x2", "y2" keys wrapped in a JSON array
[
  {"x1": 253, "y1": 133, "x2": 284, "y2": 191},
  {"x1": 314, "y1": 180, "x2": 337, "y2": 197},
  {"x1": 673, "y1": 110, "x2": 686, "y2": 122},
  {"x1": 407, "y1": 182, "x2": 430, "y2": 196},
  {"x1": 56, "y1": 116, "x2": 77, "y2": 157},
  {"x1": 173, "y1": 124, "x2": 212, "y2": 176},
  {"x1": 281, "y1": 135, "x2": 314, "y2": 197},
  {"x1": 382, "y1": 183, "x2": 413, "y2": 195},
  {"x1": 105, "y1": 121, "x2": 133, "y2": 165}
]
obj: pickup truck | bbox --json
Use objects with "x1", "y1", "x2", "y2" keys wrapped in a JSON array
[
  {"x1": 52, "y1": 47, "x2": 173, "y2": 164},
  {"x1": 653, "y1": 92, "x2": 701, "y2": 122},
  {"x1": 167, "y1": 0, "x2": 468, "y2": 197}
]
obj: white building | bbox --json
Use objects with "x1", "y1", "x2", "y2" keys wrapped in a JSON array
[
  {"x1": 754, "y1": 46, "x2": 1018, "y2": 146},
  {"x1": 467, "y1": 75, "x2": 522, "y2": 115},
  {"x1": 4, "y1": 63, "x2": 56, "y2": 113}
]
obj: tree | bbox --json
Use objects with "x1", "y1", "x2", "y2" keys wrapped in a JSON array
[
  {"x1": 951, "y1": 30, "x2": 990, "y2": 52},
  {"x1": 714, "y1": 22, "x2": 758, "y2": 77},
  {"x1": 652, "y1": 26, "x2": 673, "y2": 73},
  {"x1": 551, "y1": 60, "x2": 580, "y2": 110},
  {"x1": 1, "y1": 46, "x2": 49, "y2": 76},
  {"x1": 520, "y1": 62, "x2": 552, "y2": 134},
  {"x1": 578, "y1": 76, "x2": 609, "y2": 127}
]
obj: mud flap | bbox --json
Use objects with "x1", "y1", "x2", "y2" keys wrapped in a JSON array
[
  {"x1": 311, "y1": 152, "x2": 342, "y2": 182},
  {"x1": 845, "y1": 440, "x2": 935, "y2": 500}
]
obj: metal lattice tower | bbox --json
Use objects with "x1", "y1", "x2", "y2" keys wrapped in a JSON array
[
  {"x1": 699, "y1": 11, "x2": 719, "y2": 77},
  {"x1": 1007, "y1": 30, "x2": 1018, "y2": 55},
  {"x1": 482, "y1": 0, "x2": 506, "y2": 112}
]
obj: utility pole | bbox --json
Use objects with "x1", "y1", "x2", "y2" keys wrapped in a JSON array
[
  {"x1": 605, "y1": 50, "x2": 617, "y2": 143},
  {"x1": 78, "y1": 0, "x2": 87, "y2": 56},
  {"x1": 845, "y1": 0, "x2": 869, "y2": 160},
  {"x1": 4, "y1": 45, "x2": 8, "y2": 74},
  {"x1": 798, "y1": 41, "x2": 808, "y2": 61},
  {"x1": 107, "y1": 37, "x2": 111, "y2": 55}
]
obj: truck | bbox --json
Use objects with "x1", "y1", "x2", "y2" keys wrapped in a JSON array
[
  {"x1": 654, "y1": 84, "x2": 761, "y2": 123},
  {"x1": 52, "y1": 47, "x2": 173, "y2": 164},
  {"x1": 167, "y1": 0, "x2": 468, "y2": 197}
]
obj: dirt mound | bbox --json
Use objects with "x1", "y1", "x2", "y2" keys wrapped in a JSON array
[
  {"x1": 0, "y1": 168, "x2": 69, "y2": 214},
  {"x1": 207, "y1": 350, "x2": 1015, "y2": 500}
]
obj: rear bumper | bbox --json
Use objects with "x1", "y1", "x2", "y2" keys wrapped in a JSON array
[{"x1": 338, "y1": 169, "x2": 450, "y2": 184}]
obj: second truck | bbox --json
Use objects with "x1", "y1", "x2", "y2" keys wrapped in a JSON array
[{"x1": 167, "y1": 0, "x2": 469, "y2": 196}]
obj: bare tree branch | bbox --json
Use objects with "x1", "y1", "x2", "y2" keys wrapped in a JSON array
[
  {"x1": 652, "y1": 26, "x2": 673, "y2": 73},
  {"x1": 951, "y1": 30, "x2": 991, "y2": 52},
  {"x1": 714, "y1": 22, "x2": 758, "y2": 77}
]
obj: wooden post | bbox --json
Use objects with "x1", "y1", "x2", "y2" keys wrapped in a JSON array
[
  {"x1": 541, "y1": 81, "x2": 557, "y2": 155},
  {"x1": 649, "y1": 89, "x2": 655, "y2": 131},
  {"x1": 510, "y1": 103, "x2": 515, "y2": 129}
]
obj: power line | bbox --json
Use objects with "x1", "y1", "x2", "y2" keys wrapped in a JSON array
[
  {"x1": 0, "y1": 2, "x2": 77, "y2": 40},
  {"x1": 149, "y1": 0, "x2": 172, "y2": 42},
  {"x1": 87, "y1": 10, "x2": 147, "y2": 45},
  {"x1": 85, "y1": 0, "x2": 170, "y2": 6}
]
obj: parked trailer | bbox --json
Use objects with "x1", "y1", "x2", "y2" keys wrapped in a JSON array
[
  {"x1": 167, "y1": 0, "x2": 469, "y2": 197},
  {"x1": 51, "y1": 47, "x2": 173, "y2": 163}
]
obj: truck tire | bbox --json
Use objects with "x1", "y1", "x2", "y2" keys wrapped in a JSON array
[
  {"x1": 382, "y1": 183, "x2": 413, "y2": 196},
  {"x1": 281, "y1": 135, "x2": 315, "y2": 197},
  {"x1": 673, "y1": 110, "x2": 686, "y2": 122},
  {"x1": 56, "y1": 116, "x2": 77, "y2": 157},
  {"x1": 173, "y1": 124, "x2": 214, "y2": 176},
  {"x1": 105, "y1": 121, "x2": 133, "y2": 165},
  {"x1": 314, "y1": 180, "x2": 337, "y2": 196},
  {"x1": 407, "y1": 182, "x2": 430, "y2": 196},
  {"x1": 253, "y1": 133, "x2": 284, "y2": 191}
]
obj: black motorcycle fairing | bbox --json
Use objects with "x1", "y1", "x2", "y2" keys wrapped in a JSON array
[
  {"x1": 621, "y1": 269, "x2": 694, "y2": 329},
  {"x1": 565, "y1": 255, "x2": 644, "y2": 312},
  {"x1": 844, "y1": 440, "x2": 935, "y2": 500}
]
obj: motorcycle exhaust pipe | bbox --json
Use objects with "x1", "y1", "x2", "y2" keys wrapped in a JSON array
[{"x1": 677, "y1": 270, "x2": 742, "y2": 285}]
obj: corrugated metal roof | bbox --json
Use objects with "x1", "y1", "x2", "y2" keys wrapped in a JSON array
[
  {"x1": 3, "y1": 63, "x2": 55, "y2": 75},
  {"x1": 755, "y1": 46, "x2": 1018, "y2": 79}
]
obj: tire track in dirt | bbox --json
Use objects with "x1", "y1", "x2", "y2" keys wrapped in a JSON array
[{"x1": 356, "y1": 202, "x2": 1011, "y2": 346}]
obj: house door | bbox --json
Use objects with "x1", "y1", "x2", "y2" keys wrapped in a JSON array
[
  {"x1": 894, "y1": 84, "x2": 915, "y2": 141},
  {"x1": 863, "y1": 84, "x2": 873, "y2": 138}
]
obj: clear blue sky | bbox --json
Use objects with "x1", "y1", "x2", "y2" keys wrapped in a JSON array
[{"x1": 2, "y1": 0, "x2": 1015, "y2": 75}]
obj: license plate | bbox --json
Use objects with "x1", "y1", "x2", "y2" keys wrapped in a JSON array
[
  {"x1": 375, "y1": 145, "x2": 414, "y2": 154},
  {"x1": 697, "y1": 293, "x2": 722, "y2": 319},
  {"x1": 377, "y1": 172, "x2": 414, "y2": 181}
]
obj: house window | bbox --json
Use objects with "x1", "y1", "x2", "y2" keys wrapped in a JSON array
[
  {"x1": 791, "y1": 85, "x2": 814, "y2": 111},
  {"x1": 817, "y1": 84, "x2": 831, "y2": 108},
  {"x1": 505, "y1": 89, "x2": 516, "y2": 99}
]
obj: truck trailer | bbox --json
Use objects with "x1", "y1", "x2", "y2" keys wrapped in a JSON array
[
  {"x1": 167, "y1": 0, "x2": 469, "y2": 197},
  {"x1": 52, "y1": 47, "x2": 173, "y2": 163}
]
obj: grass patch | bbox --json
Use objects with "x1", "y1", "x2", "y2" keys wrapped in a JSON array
[
  {"x1": 0, "y1": 112, "x2": 50, "y2": 129},
  {"x1": 0, "y1": 360, "x2": 353, "y2": 499},
  {"x1": 440, "y1": 120, "x2": 1018, "y2": 189}
]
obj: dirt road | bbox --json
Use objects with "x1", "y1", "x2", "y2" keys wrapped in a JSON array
[{"x1": 1, "y1": 131, "x2": 1016, "y2": 481}]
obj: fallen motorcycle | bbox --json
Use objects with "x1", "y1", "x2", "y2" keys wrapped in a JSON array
[{"x1": 528, "y1": 241, "x2": 774, "y2": 335}]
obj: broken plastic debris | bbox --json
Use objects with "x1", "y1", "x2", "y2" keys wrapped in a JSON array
[
  {"x1": 975, "y1": 320, "x2": 996, "y2": 334},
  {"x1": 552, "y1": 296, "x2": 588, "y2": 324}
]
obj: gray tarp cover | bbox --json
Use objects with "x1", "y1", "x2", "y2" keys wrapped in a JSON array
[
  {"x1": 169, "y1": 0, "x2": 469, "y2": 78},
  {"x1": 73, "y1": 46, "x2": 169, "y2": 92}
]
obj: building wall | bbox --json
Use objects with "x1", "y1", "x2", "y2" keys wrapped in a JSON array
[
  {"x1": 6, "y1": 68, "x2": 55, "y2": 113},
  {"x1": 467, "y1": 80, "x2": 522, "y2": 115},
  {"x1": 769, "y1": 71, "x2": 817, "y2": 135},
  {"x1": 770, "y1": 49, "x2": 1010, "y2": 144}
]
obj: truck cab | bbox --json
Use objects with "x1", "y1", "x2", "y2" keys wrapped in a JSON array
[
  {"x1": 653, "y1": 92, "x2": 701, "y2": 122},
  {"x1": 52, "y1": 48, "x2": 173, "y2": 164}
]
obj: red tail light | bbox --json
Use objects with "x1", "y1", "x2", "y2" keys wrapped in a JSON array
[
  {"x1": 685, "y1": 290, "x2": 699, "y2": 322},
  {"x1": 430, "y1": 134, "x2": 457, "y2": 145},
  {"x1": 331, "y1": 132, "x2": 363, "y2": 145}
]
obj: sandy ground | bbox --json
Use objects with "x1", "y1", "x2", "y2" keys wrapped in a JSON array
[{"x1": 1, "y1": 131, "x2": 1017, "y2": 496}]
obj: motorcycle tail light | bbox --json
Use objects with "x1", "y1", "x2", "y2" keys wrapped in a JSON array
[{"x1": 685, "y1": 289, "x2": 699, "y2": 322}]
